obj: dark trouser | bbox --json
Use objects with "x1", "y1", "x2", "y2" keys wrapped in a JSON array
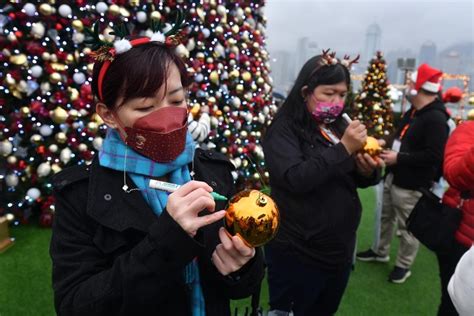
[
  {"x1": 265, "y1": 242, "x2": 351, "y2": 316},
  {"x1": 436, "y1": 241, "x2": 469, "y2": 316}
]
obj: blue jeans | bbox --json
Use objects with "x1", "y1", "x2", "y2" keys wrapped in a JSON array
[{"x1": 265, "y1": 242, "x2": 351, "y2": 316}]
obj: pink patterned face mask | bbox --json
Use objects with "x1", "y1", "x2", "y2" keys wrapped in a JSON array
[{"x1": 310, "y1": 95, "x2": 344, "y2": 124}]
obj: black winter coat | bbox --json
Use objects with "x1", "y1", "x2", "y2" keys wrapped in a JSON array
[
  {"x1": 389, "y1": 99, "x2": 450, "y2": 190},
  {"x1": 263, "y1": 117, "x2": 380, "y2": 271},
  {"x1": 50, "y1": 148, "x2": 264, "y2": 316}
]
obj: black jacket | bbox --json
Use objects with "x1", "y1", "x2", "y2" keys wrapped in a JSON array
[
  {"x1": 263, "y1": 117, "x2": 380, "y2": 271},
  {"x1": 389, "y1": 99, "x2": 450, "y2": 190},
  {"x1": 50, "y1": 149, "x2": 264, "y2": 316}
]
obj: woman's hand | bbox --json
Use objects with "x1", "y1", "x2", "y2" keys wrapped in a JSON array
[
  {"x1": 167, "y1": 181, "x2": 226, "y2": 237},
  {"x1": 341, "y1": 120, "x2": 367, "y2": 155},
  {"x1": 212, "y1": 227, "x2": 256, "y2": 276},
  {"x1": 356, "y1": 153, "x2": 385, "y2": 177},
  {"x1": 380, "y1": 149, "x2": 398, "y2": 166}
]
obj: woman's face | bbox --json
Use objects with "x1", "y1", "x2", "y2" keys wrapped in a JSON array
[
  {"x1": 98, "y1": 62, "x2": 187, "y2": 129},
  {"x1": 306, "y1": 81, "x2": 348, "y2": 113}
]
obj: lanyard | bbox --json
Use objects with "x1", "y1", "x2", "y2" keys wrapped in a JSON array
[
  {"x1": 399, "y1": 109, "x2": 417, "y2": 140},
  {"x1": 320, "y1": 126, "x2": 340, "y2": 144}
]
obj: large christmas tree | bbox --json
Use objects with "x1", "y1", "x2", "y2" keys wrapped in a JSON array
[
  {"x1": 352, "y1": 51, "x2": 394, "y2": 137},
  {"x1": 0, "y1": 1, "x2": 275, "y2": 226}
]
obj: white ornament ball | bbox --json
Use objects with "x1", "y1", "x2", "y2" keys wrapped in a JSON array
[
  {"x1": 30, "y1": 65, "x2": 43, "y2": 78},
  {"x1": 0, "y1": 140, "x2": 13, "y2": 156},
  {"x1": 39, "y1": 125, "x2": 53, "y2": 137},
  {"x1": 96, "y1": 2, "x2": 108, "y2": 14},
  {"x1": 202, "y1": 28, "x2": 211, "y2": 38},
  {"x1": 37, "y1": 162, "x2": 51, "y2": 177},
  {"x1": 31, "y1": 22, "x2": 45, "y2": 38},
  {"x1": 60, "y1": 148, "x2": 72, "y2": 164},
  {"x1": 231, "y1": 97, "x2": 241, "y2": 108},
  {"x1": 6, "y1": 174, "x2": 19, "y2": 187},
  {"x1": 136, "y1": 11, "x2": 147, "y2": 23},
  {"x1": 72, "y1": 32, "x2": 85, "y2": 44},
  {"x1": 58, "y1": 4, "x2": 72, "y2": 17},
  {"x1": 23, "y1": 3, "x2": 36, "y2": 16},
  {"x1": 26, "y1": 188, "x2": 41, "y2": 200},
  {"x1": 73, "y1": 72, "x2": 86, "y2": 85},
  {"x1": 92, "y1": 137, "x2": 103, "y2": 150},
  {"x1": 49, "y1": 144, "x2": 58, "y2": 153}
]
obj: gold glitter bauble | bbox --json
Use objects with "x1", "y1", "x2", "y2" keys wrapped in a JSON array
[
  {"x1": 51, "y1": 164, "x2": 62, "y2": 174},
  {"x1": 72, "y1": 20, "x2": 84, "y2": 31},
  {"x1": 150, "y1": 11, "x2": 162, "y2": 20},
  {"x1": 467, "y1": 109, "x2": 474, "y2": 120},
  {"x1": 39, "y1": 3, "x2": 53, "y2": 16},
  {"x1": 225, "y1": 190, "x2": 279, "y2": 247},
  {"x1": 20, "y1": 107, "x2": 30, "y2": 117},
  {"x1": 30, "y1": 134, "x2": 43, "y2": 144},
  {"x1": 50, "y1": 72, "x2": 62, "y2": 84},
  {"x1": 242, "y1": 71, "x2": 252, "y2": 82},
  {"x1": 51, "y1": 107, "x2": 68, "y2": 124},
  {"x1": 362, "y1": 136, "x2": 382, "y2": 157},
  {"x1": 87, "y1": 122, "x2": 99, "y2": 133},
  {"x1": 10, "y1": 54, "x2": 27, "y2": 66},
  {"x1": 210, "y1": 71, "x2": 219, "y2": 84},
  {"x1": 108, "y1": 4, "x2": 120, "y2": 16},
  {"x1": 55, "y1": 132, "x2": 67, "y2": 144},
  {"x1": 7, "y1": 156, "x2": 17, "y2": 164}
]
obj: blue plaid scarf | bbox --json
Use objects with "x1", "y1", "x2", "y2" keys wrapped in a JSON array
[{"x1": 99, "y1": 129, "x2": 206, "y2": 316}]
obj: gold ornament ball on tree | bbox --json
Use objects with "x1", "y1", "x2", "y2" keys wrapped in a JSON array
[
  {"x1": 51, "y1": 107, "x2": 68, "y2": 124},
  {"x1": 224, "y1": 190, "x2": 279, "y2": 247},
  {"x1": 50, "y1": 72, "x2": 62, "y2": 84},
  {"x1": 362, "y1": 136, "x2": 383, "y2": 157},
  {"x1": 468, "y1": 109, "x2": 474, "y2": 120},
  {"x1": 55, "y1": 132, "x2": 67, "y2": 144}
]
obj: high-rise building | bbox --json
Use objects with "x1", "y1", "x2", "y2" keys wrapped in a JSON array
[
  {"x1": 364, "y1": 23, "x2": 382, "y2": 63},
  {"x1": 419, "y1": 41, "x2": 437, "y2": 66},
  {"x1": 270, "y1": 50, "x2": 293, "y2": 93},
  {"x1": 296, "y1": 37, "x2": 319, "y2": 76}
]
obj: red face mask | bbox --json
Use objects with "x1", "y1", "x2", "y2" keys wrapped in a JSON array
[{"x1": 114, "y1": 106, "x2": 188, "y2": 163}]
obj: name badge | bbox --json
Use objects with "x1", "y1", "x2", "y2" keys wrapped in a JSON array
[{"x1": 392, "y1": 139, "x2": 401, "y2": 152}]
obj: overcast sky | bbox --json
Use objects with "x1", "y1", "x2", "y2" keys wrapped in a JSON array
[{"x1": 264, "y1": 0, "x2": 474, "y2": 56}]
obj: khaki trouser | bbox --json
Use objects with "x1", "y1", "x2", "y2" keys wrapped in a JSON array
[{"x1": 375, "y1": 173, "x2": 422, "y2": 269}]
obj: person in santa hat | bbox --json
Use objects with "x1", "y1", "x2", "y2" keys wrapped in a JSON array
[{"x1": 357, "y1": 63, "x2": 451, "y2": 284}]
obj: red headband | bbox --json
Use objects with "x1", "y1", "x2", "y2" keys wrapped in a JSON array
[{"x1": 97, "y1": 37, "x2": 153, "y2": 102}]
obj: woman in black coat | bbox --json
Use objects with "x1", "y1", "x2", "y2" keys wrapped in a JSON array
[
  {"x1": 263, "y1": 52, "x2": 383, "y2": 316},
  {"x1": 49, "y1": 34, "x2": 264, "y2": 315}
]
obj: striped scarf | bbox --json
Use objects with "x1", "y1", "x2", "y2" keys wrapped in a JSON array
[{"x1": 99, "y1": 129, "x2": 206, "y2": 316}]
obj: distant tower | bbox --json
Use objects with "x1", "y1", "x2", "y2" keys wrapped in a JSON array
[
  {"x1": 419, "y1": 41, "x2": 437, "y2": 66},
  {"x1": 296, "y1": 37, "x2": 318, "y2": 76},
  {"x1": 364, "y1": 23, "x2": 382, "y2": 62}
]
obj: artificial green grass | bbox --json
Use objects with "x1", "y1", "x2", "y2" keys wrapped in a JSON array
[{"x1": 0, "y1": 188, "x2": 440, "y2": 315}]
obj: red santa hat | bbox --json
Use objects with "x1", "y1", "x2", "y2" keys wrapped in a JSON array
[
  {"x1": 410, "y1": 63, "x2": 443, "y2": 94},
  {"x1": 442, "y1": 87, "x2": 463, "y2": 103}
]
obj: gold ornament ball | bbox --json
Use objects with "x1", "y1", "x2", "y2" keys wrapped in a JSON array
[
  {"x1": 30, "y1": 134, "x2": 43, "y2": 144},
  {"x1": 78, "y1": 143, "x2": 88, "y2": 152},
  {"x1": 236, "y1": 84, "x2": 244, "y2": 94},
  {"x1": 150, "y1": 11, "x2": 162, "y2": 21},
  {"x1": 7, "y1": 156, "x2": 18, "y2": 164},
  {"x1": 51, "y1": 164, "x2": 62, "y2": 174},
  {"x1": 210, "y1": 71, "x2": 219, "y2": 85},
  {"x1": 39, "y1": 3, "x2": 53, "y2": 15},
  {"x1": 230, "y1": 69, "x2": 240, "y2": 79},
  {"x1": 469, "y1": 96, "x2": 474, "y2": 106},
  {"x1": 50, "y1": 72, "x2": 62, "y2": 84},
  {"x1": 51, "y1": 107, "x2": 68, "y2": 124},
  {"x1": 108, "y1": 4, "x2": 120, "y2": 16},
  {"x1": 242, "y1": 71, "x2": 252, "y2": 82},
  {"x1": 467, "y1": 109, "x2": 474, "y2": 120},
  {"x1": 68, "y1": 109, "x2": 79, "y2": 120},
  {"x1": 72, "y1": 20, "x2": 84, "y2": 31},
  {"x1": 87, "y1": 122, "x2": 99, "y2": 133},
  {"x1": 55, "y1": 132, "x2": 67, "y2": 144},
  {"x1": 20, "y1": 107, "x2": 30, "y2": 117},
  {"x1": 362, "y1": 136, "x2": 383, "y2": 157},
  {"x1": 225, "y1": 190, "x2": 280, "y2": 247},
  {"x1": 10, "y1": 54, "x2": 27, "y2": 66}
]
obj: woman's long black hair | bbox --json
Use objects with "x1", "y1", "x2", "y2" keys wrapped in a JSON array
[{"x1": 271, "y1": 55, "x2": 351, "y2": 142}]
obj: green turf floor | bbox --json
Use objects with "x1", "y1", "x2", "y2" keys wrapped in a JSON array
[{"x1": 0, "y1": 188, "x2": 440, "y2": 315}]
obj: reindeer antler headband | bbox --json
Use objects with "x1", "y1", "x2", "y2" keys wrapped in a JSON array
[
  {"x1": 85, "y1": 10, "x2": 186, "y2": 102},
  {"x1": 319, "y1": 49, "x2": 360, "y2": 67}
]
